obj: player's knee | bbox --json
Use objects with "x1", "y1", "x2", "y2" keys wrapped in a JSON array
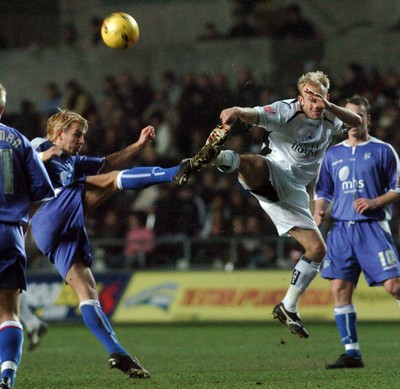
[
  {"x1": 385, "y1": 279, "x2": 400, "y2": 299},
  {"x1": 308, "y1": 242, "x2": 326, "y2": 262}
]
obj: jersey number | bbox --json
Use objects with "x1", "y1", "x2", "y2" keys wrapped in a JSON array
[
  {"x1": 378, "y1": 249, "x2": 396, "y2": 268},
  {"x1": 0, "y1": 149, "x2": 13, "y2": 194}
]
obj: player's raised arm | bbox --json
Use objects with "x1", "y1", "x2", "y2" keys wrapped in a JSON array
[
  {"x1": 220, "y1": 106, "x2": 258, "y2": 126},
  {"x1": 304, "y1": 88, "x2": 362, "y2": 127},
  {"x1": 101, "y1": 125, "x2": 155, "y2": 173}
]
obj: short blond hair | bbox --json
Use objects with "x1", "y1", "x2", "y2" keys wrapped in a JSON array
[
  {"x1": 0, "y1": 83, "x2": 6, "y2": 108},
  {"x1": 298, "y1": 71, "x2": 330, "y2": 96},
  {"x1": 46, "y1": 109, "x2": 88, "y2": 141}
]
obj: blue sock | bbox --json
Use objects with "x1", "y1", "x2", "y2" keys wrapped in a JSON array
[
  {"x1": 334, "y1": 304, "x2": 361, "y2": 358},
  {"x1": 117, "y1": 166, "x2": 179, "y2": 190},
  {"x1": 80, "y1": 300, "x2": 127, "y2": 355},
  {"x1": 0, "y1": 321, "x2": 23, "y2": 386}
]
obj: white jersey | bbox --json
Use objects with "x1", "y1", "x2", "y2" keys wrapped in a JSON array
[{"x1": 255, "y1": 99, "x2": 344, "y2": 186}]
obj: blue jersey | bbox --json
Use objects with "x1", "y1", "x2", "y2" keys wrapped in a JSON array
[
  {"x1": 0, "y1": 124, "x2": 55, "y2": 223},
  {"x1": 31, "y1": 138, "x2": 105, "y2": 189},
  {"x1": 314, "y1": 137, "x2": 400, "y2": 221},
  {"x1": 30, "y1": 138, "x2": 105, "y2": 279}
]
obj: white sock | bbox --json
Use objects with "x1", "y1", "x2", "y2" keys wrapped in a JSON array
[
  {"x1": 212, "y1": 150, "x2": 240, "y2": 173},
  {"x1": 19, "y1": 294, "x2": 42, "y2": 332},
  {"x1": 282, "y1": 257, "x2": 320, "y2": 312}
]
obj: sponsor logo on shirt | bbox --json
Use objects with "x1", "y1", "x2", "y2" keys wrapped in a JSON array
[
  {"x1": 339, "y1": 166, "x2": 364, "y2": 193},
  {"x1": 263, "y1": 105, "x2": 276, "y2": 114},
  {"x1": 332, "y1": 159, "x2": 343, "y2": 166},
  {"x1": 291, "y1": 141, "x2": 319, "y2": 157}
]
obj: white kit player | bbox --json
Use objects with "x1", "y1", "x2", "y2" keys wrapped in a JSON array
[
  {"x1": 175, "y1": 71, "x2": 362, "y2": 338},
  {"x1": 314, "y1": 95, "x2": 400, "y2": 368}
]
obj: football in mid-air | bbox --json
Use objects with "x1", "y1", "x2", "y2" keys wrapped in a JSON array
[{"x1": 101, "y1": 12, "x2": 139, "y2": 49}]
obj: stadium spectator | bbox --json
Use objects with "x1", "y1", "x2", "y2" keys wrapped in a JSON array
[
  {"x1": 233, "y1": 66, "x2": 260, "y2": 110},
  {"x1": 276, "y1": 3, "x2": 318, "y2": 40},
  {"x1": 89, "y1": 16, "x2": 103, "y2": 46},
  {"x1": 62, "y1": 79, "x2": 96, "y2": 117},
  {"x1": 102, "y1": 74, "x2": 124, "y2": 106},
  {"x1": 160, "y1": 70, "x2": 183, "y2": 107},
  {"x1": 176, "y1": 70, "x2": 362, "y2": 338},
  {"x1": 0, "y1": 83, "x2": 55, "y2": 389},
  {"x1": 197, "y1": 22, "x2": 224, "y2": 41},
  {"x1": 314, "y1": 95, "x2": 400, "y2": 369},
  {"x1": 28, "y1": 109, "x2": 186, "y2": 379},
  {"x1": 147, "y1": 110, "x2": 179, "y2": 164},
  {"x1": 123, "y1": 211, "x2": 155, "y2": 268},
  {"x1": 40, "y1": 82, "x2": 62, "y2": 117},
  {"x1": 227, "y1": 12, "x2": 258, "y2": 38},
  {"x1": 174, "y1": 185, "x2": 205, "y2": 238},
  {"x1": 95, "y1": 208, "x2": 126, "y2": 268},
  {"x1": 0, "y1": 30, "x2": 7, "y2": 49},
  {"x1": 201, "y1": 192, "x2": 231, "y2": 239},
  {"x1": 211, "y1": 71, "x2": 234, "y2": 114},
  {"x1": 63, "y1": 22, "x2": 79, "y2": 47},
  {"x1": 248, "y1": 241, "x2": 277, "y2": 269},
  {"x1": 117, "y1": 70, "x2": 153, "y2": 117},
  {"x1": 239, "y1": 214, "x2": 268, "y2": 268},
  {"x1": 14, "y1": 99, "x2": 42, "y2": 140},
  {"x1": 337, "y1": 63, "x2": 368, "y2": 101}
]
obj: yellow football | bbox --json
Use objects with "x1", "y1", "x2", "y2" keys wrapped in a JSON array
[{"x1": 101, "y1": 12, "x2": 139, "y2": 49}]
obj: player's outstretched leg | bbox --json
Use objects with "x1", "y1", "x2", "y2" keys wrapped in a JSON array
[
  {"x1": 174, "y1": 124, "x2": 231, "y2": 185},
  {"x1": 118, "y1": 166, "x2": 179, "y2": 190},
  {"x1": 272, "y1": 303, "x2": 309, "y2": 338},
  {"x1": 80, "y1": 300, "x2": 150, "y2": 379}
]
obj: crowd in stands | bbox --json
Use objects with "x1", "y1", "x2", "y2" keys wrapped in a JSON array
[
  {"x1": 10, "y1": 59, "x2": 400, "y2": 272},
  {"x1": 198, "y1": 2, "x2": 321, "y2": 42}
]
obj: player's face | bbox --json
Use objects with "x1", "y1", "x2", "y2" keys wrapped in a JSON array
[
  {"x1": 298, "y1": 83, "x2": 327, "y2": 120},
  {"x1": 344, "y1": 103, "x2": 370, "y2": 139},
  {"x1": 59, "y1": 122, "x2": 85, "y2": 155}
]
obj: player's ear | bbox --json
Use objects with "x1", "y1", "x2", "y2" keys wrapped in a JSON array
[
  {"x1": 298, "y1": 94, "x2": 304, "y2": 106},
  {"x1": 326, "y1": 93, "x2": 330, "y2": 101},
  {"x1": 0, "y1": 106, "x2": 4, "y2": 116},
  {"x1": 55, "y1": 128, "x2": 64, "y2": 139}
]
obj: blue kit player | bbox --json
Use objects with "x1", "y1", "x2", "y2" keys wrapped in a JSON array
[
  {"x1": 30, "y1": 109, "x2": 182, "y2": 379},
  {"x1": 0, "y1": 83, "x2": 55, "y2": 389},
  {"x1": 314, "y1": 95, "x2": 400, "y2": 368}
]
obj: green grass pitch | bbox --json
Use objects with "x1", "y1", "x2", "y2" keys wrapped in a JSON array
[{"x1": 18, "y1": 322, "x2": 399, "y2": 388}]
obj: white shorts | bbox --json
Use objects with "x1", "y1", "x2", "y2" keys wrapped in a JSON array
[{"x1": 240, "y1": 156, "x2": 318, "y2": 237}]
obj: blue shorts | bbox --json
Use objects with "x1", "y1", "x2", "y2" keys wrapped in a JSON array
[
  {"x1": 31, "y1": 181, "x2": 93, "y2": 280},
  {"x1": 321, "y1": 220, "x2": 400, "y2": 286},
  {"x1": 0, "y1": 223, "x2": 27, "y2": 290}
]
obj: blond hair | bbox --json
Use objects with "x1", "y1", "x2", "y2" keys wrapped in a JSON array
[
  {"x1": 46, "y1": 109, "x2": 88, "y2": 141},
  {"x1": 0, "y1": 83, "x2": 6, "y2": 108},
  {"x1": 298, "y1": 71, "x2": 330, "y2": 96}
]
